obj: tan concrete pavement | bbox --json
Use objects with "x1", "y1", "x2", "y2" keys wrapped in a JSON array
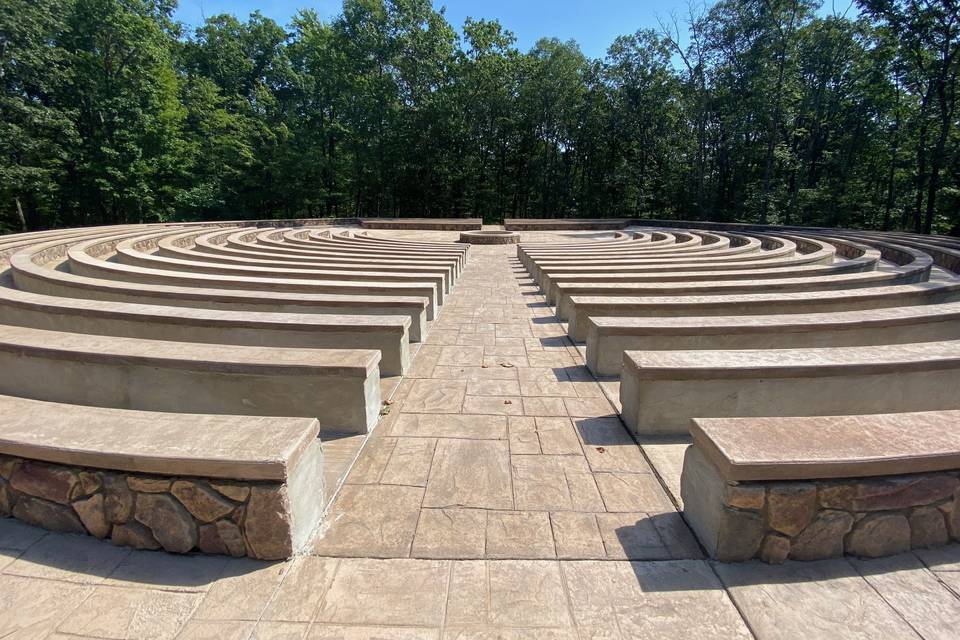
[{"x1": 1, "y1": 232, "x2": 958, "y2": 639}]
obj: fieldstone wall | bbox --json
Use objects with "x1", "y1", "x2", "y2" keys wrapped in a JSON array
[
  {"x1": 361, "y1": 218, "x2": 482, "y2": 230},
  {"x1": 459, "y1": 231, "x2": 520, "y2": 244},
  {"x1": 710, "y1": 471, "x2": 960, "y2": 562},
  {"x1": 503, "y1": 219, "x2": 630, "y2": 230},
  {"x1": 0, "y1": 454, "x2": 295, "y2": 560}
]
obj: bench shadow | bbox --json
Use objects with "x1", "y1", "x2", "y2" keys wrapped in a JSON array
[
  {"x1": 551, "y1": 364, "x2": 594, "y2": 380},
  {"x1": 539, "y1": 336, "x2": 572, "y2": 348},
  {"x1": 610, "y1": 513, "x2": 894, "y2": 594},
  {"x1": 0, "y1": 519, "x2": 274, "y2": 588},
  {"x1": 572, "y1": 416, "x2": 632, "y2": 445},
  {"x1": 556, "y1": 231, "x2": 621, "y2": 239}
]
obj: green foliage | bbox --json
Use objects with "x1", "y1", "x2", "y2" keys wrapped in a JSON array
[{"x1": 1, "y1": 0, "x2": 958, "y2": 233}]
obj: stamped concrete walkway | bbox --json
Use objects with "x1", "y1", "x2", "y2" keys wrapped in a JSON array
[{"x1": 2, "y1": 231, "x2": 960, "y2": 639}]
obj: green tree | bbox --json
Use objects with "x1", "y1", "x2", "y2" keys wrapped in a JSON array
[
  {"x1": 0, "y1": 0, "x2": 75, "y2": 231},
  {"x1": 56, "y1": 0, "x2": 187, "y2": 225}
]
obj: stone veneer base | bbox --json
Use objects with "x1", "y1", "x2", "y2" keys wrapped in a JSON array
[
  {"x1": 0, "y1": 449, "x2": 320, "y2": 560},
  {"x1": 459, "y1": 231, "x2": 521, "y2": 245},
  {"x1": 362, "y1": 218, "x2": 482, "y2": 230},
  {"x1": 681, "y1": 446, "x2": 960, "y2": 563}
]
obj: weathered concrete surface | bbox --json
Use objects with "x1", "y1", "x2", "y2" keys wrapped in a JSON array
[
  {"x1": 0, "y1": 227, "x2": 957, "y2": 637},
  {"x1": 619, "y1": 342, "x2": 960, "y2": 435}
]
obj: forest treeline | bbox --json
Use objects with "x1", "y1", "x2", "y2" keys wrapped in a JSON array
[{"x1": 1, "y1": 0, "x2": 959, "y2": 234}]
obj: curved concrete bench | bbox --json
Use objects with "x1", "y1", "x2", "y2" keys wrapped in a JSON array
[
  {"x1": 619, "y1": 341, "x2": 960, "y2": 435},
  {"x1": 300, "y1": 232, "x2": 470, "y2": 269},
  {"x1": 352, "y1": 232, "x2": 473, "y2": 249},
  {"x1": 0, "y1": 272, "x2": 411, "y2": 376},
  {"x1": 531, "y1": 233, "x2": 841, "y2": 263},
  {"x1": 542, "y1": 254, "x2": 879, "y2": 305},
  {"x1": 521, "y1": 232, "x2": 843, "y2": 279},
  {"x1": 629, "y1": 221, "x2": 958, "y2": 276},
  {"x1": 565, "y1": 280, "x2": 960, "y2": 341},
  {"x1": 0, "y1": 324, "x2": 382, "y2": 433},
  {"x1": 0, "y1": 225, "x2": 173, "y2": 262},
  {"x1": 525, "y1": 229, "x2": 729, "y2": 252},
  {"x1": 522, "y1": 230, "x2": 750, "y2": 254},
  {"x1": 585, "y1": 302, "x2": 960, "y2": 375},
  {"x1": 554, "y1": 263, "x2": 931, "y2": 322},
  {"x1": 534, "y1": 237, "x2": 837, "y2": 290},
  {"x1": 327, "y1": 229, "x2": 471, "y2": 252},
  {"x1": 516, "y1": 230, "x2": 647, "y2": 251},
  {"x1": 538, "y1": 249, "x2": 841, "y2": 300},
  {"x1": 157, "y1": 229, "x2": 459, "y2": 286},
  {"x1": 522, "y1": 233, "x2": 743, "y2": 268},
  {"x1": 288, "y1": 228, "x2": 468, "y2": 271},
  {"x1": 538, "y1": 236, "x2": 872, "y2": 303},
  {"x1": 207, "y1": 228, "x2": 465, "y2": 278},
  {"x1": 10, "y1": 240, "x2": 430, "y2": 342},
  {"x1": 681, "y1": 410, "x2": 960, "y2": 562},
  {"x1": 823, "y1": 231, "x2": 960, "y2": 276},
  {"x1": 0, "y1": 394, "x2": 323, "y2": 559},
  {"x1": 523, "y1": 239, "x2": 726, "y2": 274},
  {"x1": 113, "y1": 232, "x2": 451, "y2": 297},
  {"x1": 527, "y1": 239, "x2": 794, "y2": 284},
  {"x1": 519, "y1": 230, "x2": 709, "y2": 261},
  {"x1": 66, "y1": 234, "x2": 443, "y2": 313},
  {"x1": 237, "y1": 228, "x2": 467, "y2": 277}
]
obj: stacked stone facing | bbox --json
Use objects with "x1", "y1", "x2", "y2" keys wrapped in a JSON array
[
  {"x1": 0, "y1": 454, "x2": 293, "y2": 560},
  {"x1": 699, "y1": 471, "x2": 960, "y2": 563}
]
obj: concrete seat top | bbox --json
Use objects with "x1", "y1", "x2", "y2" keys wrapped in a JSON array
[
  {"x1": 115, "y1": 244, "x2": 450, "y2": 288},
  {"x1": 0, "y1": 394, "x2": 319, "y2": 480},
  {"x1": 521, "y1": 234, "x2": 714, "y2": 254},
  {"x1": 544, "y1": 257, "x2": 879, "y2": 283},
  {"x1": 11, "y1": 246, "x2": 430, "y2": 308},
  {"x1": 691, "y1": 410, "x2": 960, "y2": 482},
  {"x1": 68, "y1": 239, "x2": 444, "y2": 291},
  {"x1": 553, "y1": 269, "x2": 926, "y2": 296},
  {"x1": 587, "y1": 302, "x2": 960, "y2": 334},
  {"x1": 533, "y1": 245, "x2": 838, "y2": 272},
  {"x1": 531, "y1": 249, "x2": 800, "y2": 270},
  {"x1": 158, "y1": 232, "x2": 459, "y2": 274},
  {"x1": 624, "y1": 339, "x2": 960, "y2": 379},
  {"x1": 568, "y1": 280, "x2": 960, "y2": 307},
  {"x1": 310, "y1": 233, "x2": 468, "y2": 253},
  {"x1": 527, "y1": 243, "x2": 761, "y2": 263},
  {"x1": 0, "y1": 324, "x2": 381, "y2": 376},
  {"x1": 261, "y1": 229, "x2": 467, "y2": 256},
  {"x1": 0, "y1": 277, "x2": 411, "y2": 333},
  {"x1": 341, "y1": 231, "x2": 471, "y2": 247}
]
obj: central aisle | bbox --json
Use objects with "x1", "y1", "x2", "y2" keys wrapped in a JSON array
[
  {"x1": 0, "y1": 232, "x2": 932, "y2": 640},
  {"x1": 313, "y1": 241, "x2": 701, "y2": 561}
]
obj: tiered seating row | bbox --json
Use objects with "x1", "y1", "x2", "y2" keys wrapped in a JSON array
[
  {"x1": 0, "y1": 395, "x2": 323, "y2": 560},
  {"x1": 0, "y1": 223, "x2": 468, "y2": 558},
  {"x1": 518, "y1": 223, "x2": 960, "y2": 562},
  {"x1": 683, "y1": 411, "x2": 960, "y2": 562}
]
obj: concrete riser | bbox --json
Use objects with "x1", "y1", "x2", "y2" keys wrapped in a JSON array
[{"x1": 620, "y1": 369, "x2": 960, "y2": 436}]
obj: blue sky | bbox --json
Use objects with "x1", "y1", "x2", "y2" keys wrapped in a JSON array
[{"x1": 174, "y1": 0, "x2": 859, "y2": 60}]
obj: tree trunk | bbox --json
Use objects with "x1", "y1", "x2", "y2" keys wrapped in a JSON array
[
  {"x1": 924, "y1": 75, "x2": 955, "y2": 234},
  {"x1": 913, "y1": 88, "x2": 932, "y2": 233},
  {"x1": 882, "y1": 87, "x2": 901, "y2": 231},
  {"x1": 14, "y1": 196, "x2": 27, "y2": 232}
]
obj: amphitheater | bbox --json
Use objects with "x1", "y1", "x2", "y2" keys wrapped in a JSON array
[{"x1": 0, "y1": 217, "x2": 959, "y2": 638}]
